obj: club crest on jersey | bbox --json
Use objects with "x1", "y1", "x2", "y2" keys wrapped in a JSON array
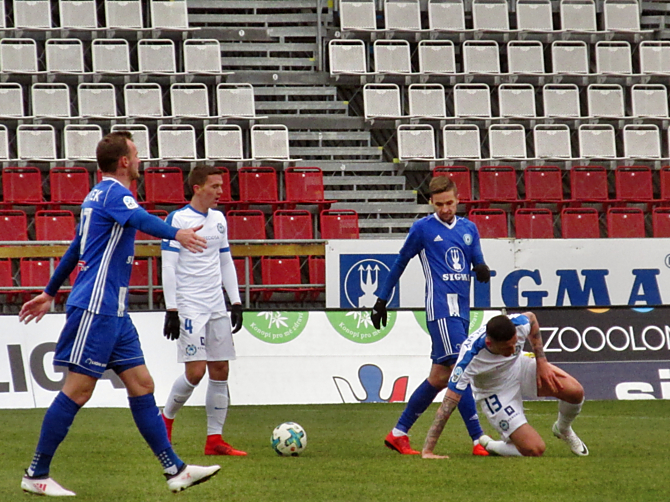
[
  {"x1": 445, "y1": 247, "x2": 466, "y2": 273},
  {"x1": 499, "y1": 420, "x2": 510, "y2": 431},
  {"x1": 217, "y1": 223, "x2": 224, "y2": 234},
  {"x1": 123, "y1": 196, "x2": 138, "y2": 209},
  {"x1": 185, "y1": 344, "x2": 197, "y2": 356},
  {"x1": 450, "y1": 366, "x2": 463, "y2": 383},
  {"x1": 463, "y1": 233, "x2": 473, "y2": 245}
]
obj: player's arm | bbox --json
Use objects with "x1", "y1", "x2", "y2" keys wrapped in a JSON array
[
  {"x1": 523, "y1": 311, "x2": 562, "y2": 393},
  {"x1": 161, "y1": 247, "x2": 180, "y2": 340},
  {"x1": 19, "y1": 230, "x2": 82, "y2": 324},
  {"x1": 470, "y1": 226, "x2": 490, "y2": 283},
  {"x1": 220, "y1": 249, "x2": 243, "y2": 333},
  {"x1": 127, "y1": 209, "x2": 206, "y2": 253},
  {"x1": 422, "y1": 389, "x2": 462, "y2": 459}
]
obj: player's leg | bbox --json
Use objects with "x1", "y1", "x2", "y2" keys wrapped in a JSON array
[
  {"x1": 481, "y1": 423, "x2": 545, "y2": 457},
  {"x1": 203, "y1": 314, "x2": 246, "y2": 456}
]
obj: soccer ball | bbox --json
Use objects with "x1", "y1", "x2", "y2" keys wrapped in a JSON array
[{"x1": 271, "y1": 422, "x2": 307, "y2": 456}]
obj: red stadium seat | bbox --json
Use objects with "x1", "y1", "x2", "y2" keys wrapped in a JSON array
[
  {"x1": 515, "y1": 208, "x2": 554, "y2": 239},
  {"x1": 2, "y1": 166, "x2": 43, "y2": 204},
  {"x1": 0, "y1": 210, "x2": 28, "y2": 241},
  {"x1": 660, "y1": 167, "x2": 670, "y2": 202},
  {"x1": 433, "y1": 166, "x2": 472, "y2": 202},
  {"x1": 320, "y1": 209, "x2": 359, "y2": 239},
  {"x1": 615, "y1": 166, "x2": 653, "y2": 203},
  {"x1": 129, "y1": 258, "x2": 160, "y2": 292},
  {"x1": 227, "y1": 210, "x2": 266, "y2": 240},
  {"x1": 0, "y1": 259, "x2": 17, "y2": 302},
  {"x1": 97, "y1": 170, "x2": 138, "y2": 199},
  {"x1": 607, "y1": 207, "x2": 645, "y2": 238},
  {"x1": 260, "y1": 256, "x2": 307, "y2": 301},
  {"x1": 570, "y1": 166, "x2": 608, "y2": 202},
  {"x1": 238, "y1": 166, "x2": 278, "y2": 203},
  {"x1": 524, "y1": 166, "x2": 563, "y2": 204},
  {"x1": 19, "y1": 258, "x2": 51, "y2": 288},
  {"x1": 273, "y1": 209, "x2": 313, "y2": 239},
  {"x1": 50, "y1": 167, "x2": 90, "y2": 204},
  {"x1": 136, "y1": 210, "x2": 168, "y2": 241},
  {"x1": 308, "y1": 256, "x2": 325, "y2": 300},
  {"x1": 35, "y1": 210, "x2": 76, "y2": 241},
  {"x1": 561, "y1": 208, "x2": 600, "y2": 238},
  {"x1": 652, "y1": 207, "x2": 670, "y2": 237},
  {"x1": 144, "y1": 167, "x2": 185, "y2": 204},
  {"x1": 468, "y1": 208, "x2": 508, "y2": 238},
  {"x1": 478, "y1": 166, "x2": 518, "y2": 203},
  {"x1": 284, "y1": 167, "x2": 326, "y2": 202},
  {"x1": 234, "y1": 257, "x2": 258, "y2": 301}
]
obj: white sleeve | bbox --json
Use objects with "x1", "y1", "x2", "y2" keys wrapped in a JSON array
[
  {"x1": 220, "y1": 250, "x2": 241, "y2": 305},
  {"x1": 162, "y1": 250, "x2": 179, "y2": 310}
]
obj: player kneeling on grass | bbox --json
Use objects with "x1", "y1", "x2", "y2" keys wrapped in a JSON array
[
  {"x1": 161, "y1": 165, "x2": 246, "y2": 457},
  {"x1": 422, "y1": 312, "x2": 588, "y2": 458}
]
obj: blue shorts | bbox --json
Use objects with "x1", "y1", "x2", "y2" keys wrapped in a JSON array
[
  {"x1": 427, "y1": 317, "x2": 469, "y2": 365},
  {"x1": 54, "y1": 307, "x2": 145, "y2": 378}
]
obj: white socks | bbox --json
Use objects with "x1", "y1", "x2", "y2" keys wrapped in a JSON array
[
  {"x1": 163, "y1": 373, "x2": 196, "y2": 420},
  {"x1": 485, "y1": 439, "x2": 523, "y2": 457},
  {"x1": 557, "y1": 398, "x2": 584, "y2": 433},
  {"x1": 206, "y1": 379, "x2": 229, "y2": 437},
  {"x1": 391, "y1": 428, "x2": 407, "y2": 437}
]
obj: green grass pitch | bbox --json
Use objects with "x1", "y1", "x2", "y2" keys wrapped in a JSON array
[{"x1": 2, "y1": 400, "x2": 670, "y2": 502}]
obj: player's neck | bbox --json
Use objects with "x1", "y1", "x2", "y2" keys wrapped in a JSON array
[
  {"x1": 104, "y1": 172, "x2": 132, "y2": 189},
  {"x1": 189, "y1": 197, "x2": 209, "y2": 215}
]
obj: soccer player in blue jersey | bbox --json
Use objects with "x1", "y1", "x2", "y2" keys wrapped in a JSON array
[
  {"x1": 19, "y1": 132, "x2": 221, "y2": 496},
  {"x1": 161, "y1": 165, "x2": 246, "y2": 456},
  {"x1": 422, "y1": 312, "x2": 588, "y2": 458},
  {"x1": 371, "y1": 175, "x2": 491, "y2": 456}
]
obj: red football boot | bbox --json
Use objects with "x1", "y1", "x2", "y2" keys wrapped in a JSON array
[
  {"x1": 204, "y1": 435, "x2": 247, "y2": 456},
  {"x1": 384, "y1": 431, "x2": 420, "y2": 455},
  {"x1": 473, "y1": 442, "x2": 490, "y2": 456}
]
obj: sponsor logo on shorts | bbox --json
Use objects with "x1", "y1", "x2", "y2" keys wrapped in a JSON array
[
  {"x1": 185, "y1": 344, "x2": 197, "y2": 356},
  {"x1": 499, "y1": 420, "x2": 510, "y2": 431},
  {"x1": 85, "y1": 358, "x2": 106, "y2": 368},
  {"x1": 450, "y1": 366, "x2": 463, "y2": 383}
]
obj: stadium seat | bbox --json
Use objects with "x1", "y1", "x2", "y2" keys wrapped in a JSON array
[
  {"x1": 251, "y1": 124, "x2": 291, "y2": 161},
  {"x1": 398, "y1": 124, "x2": 436, "y2": 160},
  {"x1": 607, "y1": 207, "x2": 645, "y2": 238},
  {"x1": 552, "y1": 41, "x2": 589, "y2": 74},
  {"x1": 260, "y1": 256, "x2": 307, "y2": 301},
  {"x1": 340, "y1": 0, "x2": 376, "y2": 30},
  {"x1": 560, "y1": 0, "x2": 596, "y2": 31},
  {"x1": 373, "y1": 40, "x2": 411, "y2": 74},
  {"x1": 533, "y1": 124, "x2": 572, "y2": 159},
  {"x1": 478, "y1": 166, "x2": 519, "y2": 205},
  {"x1": 64, "y1": 124, "x2": 103, "y2": 161},
  {"x1": 631, "y1": 84, "x2": 668, "y2": 118},
  {"x1": 385, "y1": 0, "x2": 421, "y2": 30},
  {"x1": 15, "y1": 0, "x2": 51, "y2": 28},
  {"x1": 660, "y1": 167, "x2": 670, "y2": 202},
  {"x1": 170, "y1": 83, "x2": 210, "y2": 118},
  {"x1": 454, "y1": 83, "x2": 491, "y2": 118},
  {"x1": 2, "y1": 166, "x2": 43, "y2": 205},
  {"x1": 124, "y1": 83, "x2": 163, "y2": 118},
  {"x1": 217, "y1": 83, "x2": 258, "y2": 118},
  {"x1": 50, "y1": 167, "x2": 90, "y2": 205},
  {"x1": 489, "y1": 124, "x2": 527, "y2": 159},
  {"x1": 603, "y1": 0, "x2": 641, "y2": 31},
  {"x1": 96, "y1": 170, "x2": 138, "y2": 200},
  {"x1": 129, "y1": 258, "x2": 160, "y2": 296},
  {"x1": 428, "y1": 0, "x2": 465, "y2": 30},
  {"x1": 417, "y1": 41, "x2": 456, "y2": 74},
  {"x1": 0, "y1": 258, "x2": 17, "y2": 302},
  {"x1": 273, "y1": 210, "x2": 313, "y2": 240},
  {"x1": 652, "y1": 207, "x2": 670, "y2": 237},
  {"x1": 19, "y1": 258, "x2": 51, "y2": 290},
  {"x1": 35, "y1": 210, "x2": 76, "y2": 241},
  {"x1": 543, "y1": 83, "x2": 581, "y2": 118},
  {"x1": 507, "y1": 41, "x2": 545, "y2": 74},
  {"x1": 524, "y1": 166, "x2": 564, "y2": 207},
  {"x1": 104, "y1": 0, "x2": 143, "y2": 29},
  {"x1": 238, "y1": 167, "x2": 278, "y2": 204},
  {"x1": 227, "y1": 210, "x2": 266, "y2": 240},
  {"x1": 32, "y1": 83, "x2": 71, "y2": 117},
  {"x1": 473, "y1": 0, "x2": 509, "y2": 30},
  {"x1": 498, "y1": 83, "x2": 536, "y2": 117},
  {"x1": 433, "y1": 166, "x2": 472, "y2": 203},
  {"x1": 136, "y1": 210, "x2": 168, "y2": 241},
  {"x1": 60, "y1": 0, "x2": 98, "y2": 29},
  {"x1": 561, "y1": 208, "x2": 600, "y2": 238},
  {"x1": 17, "y1": 124, "x2": 58, "y2": 160},
  {"x1": 308, "y1": 256, "x2": 325, "y2": 300},
  {"x1": 408, "y1": 83, "x2": 447, "y2": 118},
  {"x1": 0, "y1": 82, "x2": 25, "y2": 117},
  {"x1": 463, "y1": 40, "x2": 500, "y2": 74},
  {"x1": 615, "y1": 166, "x2": 653, "y2": 203},
  {"x1": 570, "y1": 166, "x2": 609, "y2": 203},
  {"x1": 284, "y1": 167, "x2": 334, "y2": 210},
  {"x1": 137, "y1": 39, "x2": 176, "y2": 73},
  {"x1": 320, "y1": 210, "x2": 359, "y2": 239},
  {"x1": 328, "y1": 39, "x2": 368, "y2": 74},
  {"x1": 0, "y1": 210, "x2": 28, "y2": 241},
  {"x1": 184, "y1": 39, "x2": 222, "y2": 73},
  {"x1": 363, "y1": 83, "x2": 402, "y2": 119},
  {"x1": 45, "y1": 38, "x2": 84, "y2": 73},
  {"x1": 443, "y1": 125, "x2": 481, "y2": 160},
  {"x1": 468, "y1": 209, "x2": 508, "y2": 238},
  {"x1": 233, "y1": 257, "x2": 258, "y2": 302},
  {"x1": 157, "y1": 124, "x2": 197, "y2": 160},
  {"x1": 110, "y1": 124, "x2": 152, "y2": 161},
  {"x1": 0, "y1": 38, "x2": 39, "y2": 72},
  {"x1": 205, "y1": 125, "x2": 247, "y2": 161},
  {"x1": 143, "y1": 167, "x2": 185, "y2": 205},
  {"x1": 516, "y1": 0, "x2": 553, "y2": 30},
  {"x1": 91, "y1": 39, "x2": 131, "y2": 73},
  {"x1": 78, "y1": 83, "x2": 118, "y2": 118},
  {"x1": 515, "y1": 208, "x2": 554, "y2": 239},
  {"x1": 150, "y1": 0, "x2": 189, "y2": 29}
]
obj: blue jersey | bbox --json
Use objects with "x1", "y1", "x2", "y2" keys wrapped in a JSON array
[
  {"x1": 376, "y1": 214, "x2": 485, "y2": 322},
  {"x1": 66, "y1": 178, "x2": 142, "y2": 316}
]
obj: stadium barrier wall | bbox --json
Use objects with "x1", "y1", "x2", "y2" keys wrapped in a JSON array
[
  {"x1": 1, "y1": 308, "x2": 669, "y2": 409},
  {"x1": 326, "y1": 238, "x2": 670, "y2": 309}
]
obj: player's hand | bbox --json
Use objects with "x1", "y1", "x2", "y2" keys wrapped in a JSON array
[
  {"x1": 473, "y1": 263, "x2": 490, "y2": 283},
  {"x1": 19, "y1": 292, "x2": 54, "y2": 324},
  {"x1": 175, "y1": 225, "x2": 207, "y2": 254},
  {"x1": 230, "y1": 303, "x2": 243, "y2": 334},
  {"x1": 421, "y1": 451, "x2": 450, "y2": 459},
  {"x1": 163, "y1": 310, "x2": 180, "y2": 340},
  {"x1": 370, "y1": 298, "x2": 387, "y2": 329},
  {"x1": 536, "y1": 358, "x2": 562, "y2": 394}
]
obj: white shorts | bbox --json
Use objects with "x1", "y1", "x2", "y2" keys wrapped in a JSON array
[
  {"x1": 477, "y1": 353, "x2": 538, "y2": 440},
  {"x1": 177, "y1": 312, "x2": 236, "y2": 363}
]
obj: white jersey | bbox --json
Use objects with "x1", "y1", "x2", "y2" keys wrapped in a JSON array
[
  {"x1": 161, "y1": 205, "x2": 230, "y2": 314},
  {"x1": 448, "y1": 314, "x2": 531, "y2": 401}
]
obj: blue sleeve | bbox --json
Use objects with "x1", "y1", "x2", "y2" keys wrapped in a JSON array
[
  {"x1": 45, "y1": 230, "x2": 82, "y2": 297},
  {"x1": 104, "y1": 183, "x2": 142, "y2": 226},
  {"x1": 128, "y1": 209, "x2": 178, "y2": 241},
  {"x1": 160, "y1": 211, "x2": 181, "y2": 252},
  {"x1": 375, "y1": 223, "x2": 424, "y2": 301},
  {"x1": 470, "y1": 224, "x2": 485, "y2": 267}
]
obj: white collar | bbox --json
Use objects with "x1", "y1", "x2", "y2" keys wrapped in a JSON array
[{"x1": 433, "y1": 212, "x2": 458, "y2": 230}]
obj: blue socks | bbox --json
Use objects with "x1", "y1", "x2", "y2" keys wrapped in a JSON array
[
  {"x1": 128, "y1": 394, "x2": 184, "y2": 476},
  {"x1": 28, "y1": 392, "x2": 81, "y2": 478},
  {"x1": 396, "y1": 379, "x2": 484, "y2": 440}
]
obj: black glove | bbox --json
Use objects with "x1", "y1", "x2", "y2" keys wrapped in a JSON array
[
  {"x1": 370, "y1": 298, "x2": 388, "y2": 329},
  {"x1": 473, "y1": 263, "x2": 491, "y2": 283},
  {"x1": 163, "y1": 311, "x2": 180, "y2": 340},
  {"x1": 230, "y1": 304, "x2": 243, "y2": 334}
]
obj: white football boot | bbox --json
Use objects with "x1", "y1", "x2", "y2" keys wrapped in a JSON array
[
  {"x1": 166, "y1": 464, "x2": 221, "y2": 493},
  {"x1": 21, "y1": 475, "x2": 76, "y2": 496},
  {"x1": 552, "y1": 422, "x2": 589, "y2": 456}
]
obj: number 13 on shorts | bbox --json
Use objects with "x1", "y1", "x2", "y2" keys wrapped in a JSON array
[{"x1": 484, "y1": 394, "x2": 515, "y2": 416}]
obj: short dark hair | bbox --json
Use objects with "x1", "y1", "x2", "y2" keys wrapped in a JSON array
[
  {"x1": 486, "y1": 315, "x2": 516, "y2": 342},
  {"x1": 429, "y1": 176, "x2": 458, "y2": 197},
  {"x1": 96, "y1": 131, "x2": 133, "y2": 173},
  {"x1": 188, "y1": 165, "x2": 223, "y2": 191}
]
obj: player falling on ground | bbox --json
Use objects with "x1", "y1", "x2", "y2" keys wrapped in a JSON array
[
  {"x1": 19, "y1": 132, "x2": 221, "y2": 497},
  {"x1": 161, "y1": 165, "x2": 246, "y2": 456},
  {"x1": 422, "y1": 312, "x2": 589, "y2": 458},
  {"x1": 370, "y1": 176, "x2": 491, "y2": 456}
]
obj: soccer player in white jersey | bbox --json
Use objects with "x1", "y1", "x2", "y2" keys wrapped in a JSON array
[
  {"x1": 422, "y1": 312, "x2": 589, "y2": 458},
  {"x1": 371, "y1": 176, "x2": 491, "y2": 456},
  {"x1": 19, "y1": 132, "x2": 221, "y2": 496},
  {"x1": 160, "y1": 165, "x2": 246, "y2": 456}
]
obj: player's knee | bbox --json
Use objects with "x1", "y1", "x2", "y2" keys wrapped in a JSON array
[
  {"x1": 520, "y1": 442, "x2": 546, "y2": 457},
  {"x1": 186, "y1": 368, "x2": 206, "y2": 385}
]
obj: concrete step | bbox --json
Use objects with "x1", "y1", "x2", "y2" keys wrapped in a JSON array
[
  {"x1": 219, "y1": 42, "x2": 316, "y2": 52},
  {"x1": 313, "y1": 162, "x2": 398, "y2": 173},
  {"x1": 291, "y1": 131, "x2": 371, "y2": 142},
  {"x1": 358, "y1": 218, "x2": 419, "y2": 229},
  {"x1": 323, "y1": 175, "x2": 406, "y2": 188},
  {"x1": 291, "y1": 147, "x2": 383, "y2": 159},
  {"x1": 325, "y1": 190, "x2": 416, "y2": 202},
  {"x1": 255, "y1": 101, "x2": 348, "y2": 112},
  {"x1": 332, "y1": 202, "x2": 433, "y2": 215},
  {"x1": 254, "y1": 86, "x2": 338, "y2": 97},
  {"x1": 220, "y1": 57, "x2": 316, "y2": 68}
]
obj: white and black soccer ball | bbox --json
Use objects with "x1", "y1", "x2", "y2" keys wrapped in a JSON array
[{"x1": 271, "y1": 422, "x2": 307, "y2": 456}]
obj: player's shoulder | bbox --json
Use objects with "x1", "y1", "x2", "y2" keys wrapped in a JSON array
[
  {"x1": 509, "y1": 313, "x2": 530, "y2": 327},
  {"x1": 94, "y1": 178, "x2": 137, "y2": 208},
  {"x1": 165, "y1": 205, "x2": 193, "y2": 225},
  {"x1": 410, "y1": 214, "x2": 438, "y2": 233},
  {"x1": 456, "y1": 216, "x2": 478, "y2": 232}
]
